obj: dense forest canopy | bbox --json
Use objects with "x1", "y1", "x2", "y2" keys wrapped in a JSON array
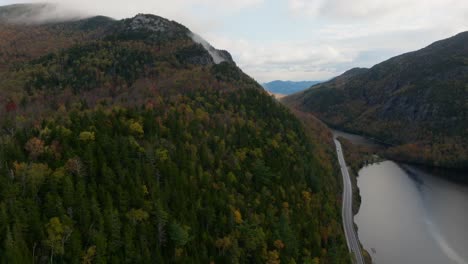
[{"x1": 0, "y1": 5, "x2": 350, "y2": 263}]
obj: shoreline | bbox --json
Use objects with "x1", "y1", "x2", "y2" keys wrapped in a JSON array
[{"x1": 335, "y1": 135, "x2": 375, "y2": 264}]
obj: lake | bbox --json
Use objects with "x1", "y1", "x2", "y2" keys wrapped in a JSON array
[{"x1": 334, "y1": 130, "x2": 468, "y2": 264}]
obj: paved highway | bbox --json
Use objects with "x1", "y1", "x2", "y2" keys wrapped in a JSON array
[{"x1": 335, "y1": 138, "x2": 365, "y2": 264}]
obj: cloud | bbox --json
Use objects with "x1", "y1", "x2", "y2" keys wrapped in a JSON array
[
  {"x1": 188, "y1": 32, "x2": 226, "y2": 64},
  {"x1": 2, "y1": 0, "x2": 467, "y2": 82},
  {"x1": 204, "y1": 35, "x2": 359, "y2": 82},
  {"x1": 20, "y1": 0, "x2": 263, "y2": 19},
  {"x1": 288, "y1": 0, "x2": 468, "y2": 21},
  {"x1": 234, "y1": 1, "x2": 464, "y2": 82},
  {"x1": 239, "y1": 0, "x2": 468, "y2": 81},
  {"x1": 9, "y1": 0, "x2": 264, "y2": 33},
  {"x1": 0, "y1": 3, "x2": 88, "y2": 23},
  {"x1": 204, "y1": 21, "x2": 466, "y2": 82}
]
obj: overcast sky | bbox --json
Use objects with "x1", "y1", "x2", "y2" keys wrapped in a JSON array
[{"x1": 1, "y1": 0, "x2": 467, "y2": 82}]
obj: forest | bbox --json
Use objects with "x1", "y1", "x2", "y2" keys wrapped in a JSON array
[
  {"x1": 0, "y1": 10, "x2": 350, "y2": 264},
  {"x1": 0, "y1": 88, "x2": 349, "y2": 263}
]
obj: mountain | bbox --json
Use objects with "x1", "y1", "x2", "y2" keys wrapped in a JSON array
[
  {"x1": 263, "y1": 80, "x2": 321, "y2": 95},
  {"x1": 283, "y1": 32, "x2": 468, "y2": 169},
  {"x1": 0, "y1": 4, "x2": 349, "y2": 263}
]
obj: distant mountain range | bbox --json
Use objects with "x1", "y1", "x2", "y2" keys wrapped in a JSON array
[
  {"x1": 262, "y1": 80, "x2": 321, "y2": 95},
  {"x1": 283, "y1": 32, "x2": 468, "y2": 169}
]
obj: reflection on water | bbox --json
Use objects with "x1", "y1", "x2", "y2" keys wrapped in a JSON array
[
  {"x1": 332, "y1": 129, "x2": 468, "y2": 264},
  {"x1": 424, "y1": 217, "x2": 467, "y2": 264},
  {"x1": 355, "y1": 161, "x2": 468, "y2": 264}
]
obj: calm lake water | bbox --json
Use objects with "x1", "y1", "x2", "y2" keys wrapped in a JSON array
[{"x1": 333, "y1": 130, "x2": 468, "y2": 264}]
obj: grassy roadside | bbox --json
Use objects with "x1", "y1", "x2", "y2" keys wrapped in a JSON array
[{"x1": 337, "y1": 136, "x2": 384, "y2": 264}]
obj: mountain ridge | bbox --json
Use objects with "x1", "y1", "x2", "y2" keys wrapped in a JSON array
[{"x1": 283, "y1": 31, "x2": 468, "y2": 169}]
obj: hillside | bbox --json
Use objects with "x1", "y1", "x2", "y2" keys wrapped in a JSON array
[
  {"x1": 283, "y1": 32, "x2": 468, "y2": 169},
  {"x1": 263, "y1": 80, "x2": 321, "y2": 95},
  {"x1": 0, "y1": 4, "x2": 349, "y2": 263}
]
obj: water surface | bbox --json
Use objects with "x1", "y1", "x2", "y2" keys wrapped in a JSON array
[
  {"x1": 355, "y1": 161, "x2": 468, "y2": 264},
  {"x1": 333, "y1": 129, "x2": 468, "y2": 264}
]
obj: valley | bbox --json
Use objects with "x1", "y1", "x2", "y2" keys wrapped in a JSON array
[{"x1": 0, "y1": 2, "x2": 466, "y2": 264}]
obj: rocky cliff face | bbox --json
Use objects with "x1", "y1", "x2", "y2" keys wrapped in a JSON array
[
  {"x1": 128, "y1": 14, "x2": 179, "y2": 32},
  {"x1": 110, "y1": 14, "x2": 235, "y2": 66}
]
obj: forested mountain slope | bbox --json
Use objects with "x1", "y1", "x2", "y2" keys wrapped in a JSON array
[
  {"x1": 0, "y1": 4, "x2": 349, "y2": 263},
  {"x1": 283, "y1": 32, "x2": 468, "y2": 169}
]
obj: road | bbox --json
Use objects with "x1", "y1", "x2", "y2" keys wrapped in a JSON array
[{"x1": 335, "y1": 138, "x2": 365, "y2": 264}]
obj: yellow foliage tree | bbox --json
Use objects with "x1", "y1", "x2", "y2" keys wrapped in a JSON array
[
  {"x1": 129, "y1": 121, "x2": 144, "y2": 136},
  {"x1": 233, "y1": 209, "x2": 243, "y2": 224},
  {"x1": 82, "y1": 245, "x2": 97, "y2": 264},
  {"x1": 126, "y1": 208, "x2": 149, "y2": 224},
  {"x1": 45, "y1": 217, "x2": 72, "y2": 260},
  {"x1": 266, "y1": 250, "x2": 280, "y2": 264},
  {"x1": 215, "y1": 236, "x2": 233, "y2": 253},
  {"x1": 79, "y1": 131, "x2": 95, "y2": 142},
  {"x1": 274, "y1": 239, "x2": 285, "y2": 250}
]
